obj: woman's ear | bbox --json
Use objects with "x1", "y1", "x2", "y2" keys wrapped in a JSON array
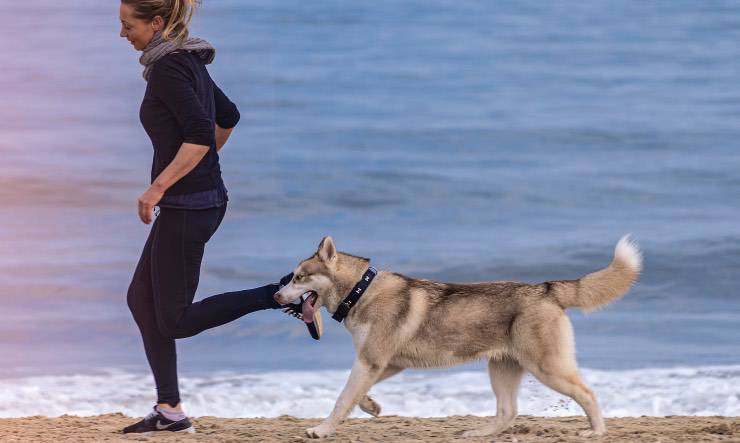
[{"x1": 151, "y1": 15, "x2": 164, "y2": 31}]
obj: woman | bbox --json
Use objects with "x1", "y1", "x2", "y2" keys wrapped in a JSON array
[{"x1": 119, "y1": 0, "x2": 322, "y2": 434}]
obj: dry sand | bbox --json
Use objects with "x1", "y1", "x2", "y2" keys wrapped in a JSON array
[{"x1": 0, "y1": 415, "x2": 738, "y2": 442}]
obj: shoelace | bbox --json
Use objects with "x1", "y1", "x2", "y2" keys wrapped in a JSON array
[{"x1": 282, "y1": 303, "x2": 303, "y2": 319}]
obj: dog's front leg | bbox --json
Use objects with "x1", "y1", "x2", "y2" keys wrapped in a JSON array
[{"x1": 306, "y1": 358, "x2": 383, "y2": 439}]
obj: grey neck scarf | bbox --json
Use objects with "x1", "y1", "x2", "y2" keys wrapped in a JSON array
[{"x1": 139, "y1": 31, "x2": 215, "y2": 81}]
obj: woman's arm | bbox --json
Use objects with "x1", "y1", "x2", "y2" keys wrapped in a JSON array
[
  {"x1": 214, "y1": 83, "x2": 239, "y2": 151},
  {"x1": 215, "y1": 124, "x2": 233, "y2": 151},
  {"x1": 138, "y1": 142, "x2": 210, "y2": 224}
]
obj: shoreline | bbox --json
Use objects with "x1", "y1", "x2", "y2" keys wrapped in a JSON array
[{"x1": 0, "y1": 415, "x2": 737, "y2": 442}]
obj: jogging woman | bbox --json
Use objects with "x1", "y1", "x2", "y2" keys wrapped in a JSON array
[{"x1": 118, "y1": 0, "x2": 322, "y2": 434}]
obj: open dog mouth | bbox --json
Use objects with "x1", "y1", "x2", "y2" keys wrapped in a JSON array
[{"x1": 301, "y1": 291, "x2": 318, "y2": 324}]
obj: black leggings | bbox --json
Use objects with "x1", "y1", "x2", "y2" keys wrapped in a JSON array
[{"x1": 126, "y1": 203, "x2": 281, "y2": 406}]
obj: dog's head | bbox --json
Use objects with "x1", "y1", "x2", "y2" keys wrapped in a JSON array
[{"x1": 274, "y1": 236, "x2": 340, "y2": 315}]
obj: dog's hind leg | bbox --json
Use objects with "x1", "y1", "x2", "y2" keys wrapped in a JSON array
[
  {"x1": 462, "y1": 358, "x2": 524, "y2": 437},
  {"x1": 359, "y1": 365, "x2": 404, "y2": 417},
  {"x1": 306, "y1": 358, "x2": 386, "y2": 438},
  {"x1": 526, "y1": 362, "x2": 605, "y2": 437},
  {"x1": 517, "y1": 313, "x2": 606, "y2": 437}
]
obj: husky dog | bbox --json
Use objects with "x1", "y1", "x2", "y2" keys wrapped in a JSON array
[{"x1": 275, "y1": 235, "x2": 641, "y2": 439}]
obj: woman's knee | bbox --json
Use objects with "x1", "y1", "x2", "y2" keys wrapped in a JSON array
[{"x1": 156, "y1": 316, "x2": 189, "y2": 339}]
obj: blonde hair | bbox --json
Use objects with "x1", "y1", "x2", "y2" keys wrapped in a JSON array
[{"x1": 122, "y1": 0, "x2": 200, "y2": 42}]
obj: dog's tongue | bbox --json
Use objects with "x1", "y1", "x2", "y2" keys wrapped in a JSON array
[{"x1": 301, "y1": 293, "x2": 315, "y2": 323}]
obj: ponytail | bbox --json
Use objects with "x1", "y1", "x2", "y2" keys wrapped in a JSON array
[
  {"x1": 162, "y1": 0, "x2": 198, "y2": 42},
  {"x1": 122, "y1": 0, "x2": 200, "y2": 42}
]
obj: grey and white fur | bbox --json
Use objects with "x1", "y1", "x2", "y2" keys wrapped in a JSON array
[{"x1": 275, "y1": 235, "x2": 642, "y2": 439}]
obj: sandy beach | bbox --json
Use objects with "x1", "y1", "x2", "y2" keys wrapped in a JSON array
[{"x1": 0, "y1": 415, "x2": 737, "y2": 442}]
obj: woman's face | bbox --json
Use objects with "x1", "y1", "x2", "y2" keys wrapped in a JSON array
[{"x1": 119, "y1": 3, "x2": 161, "y2": 51}]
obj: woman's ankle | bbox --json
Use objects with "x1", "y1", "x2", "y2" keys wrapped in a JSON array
[{"x1": 157, "y1": 402, "x2": 182, "y2": 412}]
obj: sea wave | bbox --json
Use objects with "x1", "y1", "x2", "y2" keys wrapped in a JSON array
[{"x1": 0, "y1": 365, "x2": 738, "y2": 418}]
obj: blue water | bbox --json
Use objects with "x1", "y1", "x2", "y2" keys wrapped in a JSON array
[{"x1": 1, "y1": 0, "x2": 739, "y2": 382}]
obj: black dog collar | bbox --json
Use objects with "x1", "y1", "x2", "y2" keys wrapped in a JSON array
[{"x1": 332, "y1": 267, "x2": 378, "y2": 323}]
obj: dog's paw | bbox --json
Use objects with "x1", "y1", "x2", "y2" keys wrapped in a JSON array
[
  {"x1": 306, "y1": 423, "x2": 336, "y2": 439},
  {"x1": 578, "y1": 429, "x2": 606, "y2": 437},
  {"x1": 359, "y1": 395, "x2": 382, "y2": 417},
  {"x1": 462, "y1": 426, "x2": 497, "y2": 438}
]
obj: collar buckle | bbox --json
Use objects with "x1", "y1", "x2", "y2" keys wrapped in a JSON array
[{"x1": 332, "y1": 302, "x2": 352, "y2": 321}]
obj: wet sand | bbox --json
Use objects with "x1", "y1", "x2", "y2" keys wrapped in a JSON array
[{"x1": 0, "y1": 415, "x2": 737, "y2": 442}]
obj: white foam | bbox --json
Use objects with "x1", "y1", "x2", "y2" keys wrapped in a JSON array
[{"x1": 0, "y1": 365, "x2": 738, "y2": 418}]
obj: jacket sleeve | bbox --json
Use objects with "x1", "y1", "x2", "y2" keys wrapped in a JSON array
[
  {"x1": 149, "y1": 58, "x2": 214, "y2": 147},
  {"x1": 213, "y1": 82, "x2": 240, "y2": 129}
]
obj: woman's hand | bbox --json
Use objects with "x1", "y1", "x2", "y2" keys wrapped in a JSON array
[
  {"x1": 138, "y1": 184, "x2": 165, "y2": 224},
  {"x1": 137, "y1": 142, "x2": 208, "y2": 224}
]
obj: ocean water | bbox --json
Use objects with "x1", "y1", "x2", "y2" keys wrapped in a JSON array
[
  {"x1": 1, "y1": 366, "x2": 739, "y2": 418},
  {"x1": 1, "y1": 0, "x2": 739, "y2": 417}
]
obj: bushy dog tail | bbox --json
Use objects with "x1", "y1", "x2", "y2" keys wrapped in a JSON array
[{"x1": 548, "y1": 235, "x2": 642, "y2": 312}]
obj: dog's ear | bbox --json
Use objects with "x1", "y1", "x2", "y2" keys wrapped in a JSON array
[{"x1": 318, "y1": 236, "x2": 337, "y2": 262}]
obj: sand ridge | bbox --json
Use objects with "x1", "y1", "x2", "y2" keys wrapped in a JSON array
[{"x1": 0, "y1": 415, "x2": 738, "y2": 442}]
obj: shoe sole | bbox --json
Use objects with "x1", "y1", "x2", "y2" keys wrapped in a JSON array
[{"x1": 142, "y1": 426, "x2": 196, "y2": 435}]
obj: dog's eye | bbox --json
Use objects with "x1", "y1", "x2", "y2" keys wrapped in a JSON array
[{"x1": 295, "y1": 274, "x2": 305, "y2": 282}]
